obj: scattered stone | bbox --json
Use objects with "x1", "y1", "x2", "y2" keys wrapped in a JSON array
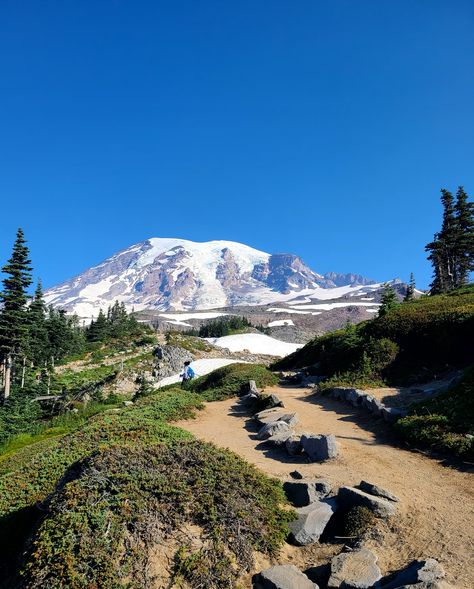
[
  {"x1": 357, "y1": 480, "x2": 399, "y2": 502},
  {"x1": 254, "y1": 408, "x2": 287, "y2": 424},
  {"x1": 380, "y1": 559, "x2": 445, "y2": 589},
  {"x1": 301, "y1": 434, "x2": 338, "y2": 462},
  {"x1": 240, "y1": 392, "x2": 259, "y2": 405},
  {"x1": 283, "y1": 480, "x2": 332, "y2": 507},
  {"x1": 338, "y1": 486, "x2": 397, "y2": 518},
  {"x1": 257, "y1": 420, "x2": 291, "y2": 440},
  {"x1": 267, "y1": 393, "x2": 284, "y2": 408},
  {"x1": 290, "y1": 470, "x2": 304, "y2": 480},
  {"x1": 328, "y1": 548, "x2": 382, "y2": 589},
  {"x1": 265, "y1": 432, "x2": 293, "y2": 447},
  {"x1": 288, "y1": 498, "x2": 338, "y2": 545},
  {"x1": 279, "y1": 413, "x2": 299, "y2": 427},
  {"x1": 122, "y1": 400, "x2": 134, "y2": 407},
  {"x1": 248, "y1": 380, "x2": 259, "y2": 394},
  {"x1": 253, "y1": 564, "x2": 318, "y2": 589},
  {"x1": 393, "y1": 582, "x2": 454, "y2": 589},
  {"x1": 285, "y1": 434, "x2": 303, "y2": 456}
]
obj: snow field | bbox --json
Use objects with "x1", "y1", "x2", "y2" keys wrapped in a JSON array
[{"x1": 205, "y1": 333, "x2": 302, "y2": 357}]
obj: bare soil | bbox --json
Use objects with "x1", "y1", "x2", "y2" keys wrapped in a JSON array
[{"x1": 176, "y1": 385, "x2": 474, "y2": 589}]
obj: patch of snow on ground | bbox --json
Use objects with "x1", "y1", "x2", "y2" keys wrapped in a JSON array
[
  {"x1": 164, "y1": 320, "x2": 193, "y2": 327},
  {"x1": 159, "y1": 312, "x2": 229, "y2": 321},
  {"x1": 205, "y1": 333, "x2": 302, "y2": 357},
  {"x1": 360, "y1": 297, "x2": 375, "y2": 301},
  {"x1": 289, "y1": 302, "x2": 381, "y2": 311},
  {"x1": 365, "y1": 309, "x2": 379, "y2": 313},
  {"x1": 157, "y1": 358, "x2": 244, "y2": 387},
  {"x1": 267, "y1": 319, "x2": 295, "y2": 327},
  {"x1": 268, "y1": 308, "x2": 312, "y2": 314}
]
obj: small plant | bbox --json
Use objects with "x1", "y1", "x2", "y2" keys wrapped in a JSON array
[{"x1": 342, "y1": 506, "x2": 376, "y2": 538}]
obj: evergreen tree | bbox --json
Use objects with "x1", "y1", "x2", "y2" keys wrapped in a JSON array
[
  {"x1": 0, "y1": 229, "x2": 32, "y2": 399},
  {"x1": 378, "y1": 283, "x2": 398, "y2": 317},
  {"x1": 27, "y1": 280, "x2": 50, "y2": 366},
  {"x1": 426, "y1": 187, "x2": 474, "y2": 293},
  {"x1": 454, "y1": 186, "x2": 474, "y2": 286},
  {"x1": 404, "y1": 273, "x2": 416, "y2": 302},
  {"x1": 87, "y1": 308, "x2": 109, "y2": 342}
]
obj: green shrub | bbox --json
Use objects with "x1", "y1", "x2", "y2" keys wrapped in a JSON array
[
  {"x1": 22, "y1": 443, "x2": 293, "y2": 589},
  {"x1": 343, "y1": 506, "x2": 376, "y2": 538},
  {"x1": 189, "y1": 363, "x2": 278, "y2": 401}
]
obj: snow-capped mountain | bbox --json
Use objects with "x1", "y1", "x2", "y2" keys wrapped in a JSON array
[{"x1": 44, "y1": 237, "x2": 376, "y2": 319}]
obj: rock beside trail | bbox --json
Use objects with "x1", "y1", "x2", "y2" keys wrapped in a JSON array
[
  {"x1": 285, "y1": 434, "x2": 303, "y2": 456},
  {"x1": 254, "y1": 408, "x2": 287, "y2": 424},
  {"x1": 338, "y1": 486, "x2": 397, "y2": 518},
  {"x1": 301, "y1": 434, "x2": 338, "y2": 462},
  {"x1": 328, "y1": 548, "x2": 382, "y2": 589},
  {"x1": 253, "y1": 564, "x2": 318, "y2": 589},
  {"x1": 357, "y1": 480, "x2": 399, "y2": 502},
  {"x1": 257, "y1": 420, "x2": 292, "y2": 440},
  {"x1": 289, "y1": 498, "x2": 337, "y2": 545},
  {"x1": 265, "y1": 432, "x2": 293, "y2": 447},
  {"x1": 266, "y1": 393, "x2": 284, "y2": 409},
  {"x1": 393, "y1": 582, "x2": 455, "y2": 589},
  {"x1": 380, "y1": 559, "x2": 445, "y2": 589},
  {"x1": 283, "y1": 480, "x2": 332, "y2": 507}
]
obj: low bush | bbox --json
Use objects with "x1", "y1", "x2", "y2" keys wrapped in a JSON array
[
  {"x1": 395, "y1": 365, "x2": 474, "y2": 460},
  {"x1": 342, "y1": 506, "x2": 376, "y2": 538},
  {"x1": 23, "y1": 443, "x2": 293, "y2": 589},
  {"x1": 189, "y1": 363, "x2": 278, "y2": 401}
]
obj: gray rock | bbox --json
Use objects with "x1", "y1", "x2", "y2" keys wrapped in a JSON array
[
  {"x1": 290, "y1": 470, "x2": 303, "y2": 479},
  {"x1": 381, "y1": 406, "x2": 407, "y2": 423},
  {"x1": 301, "y1": 434, "x2": 338, "y2": 461},
  {"x1": 366, "y1": 397, "x2": 384, "y2": 417},
  {"x1": 267, "y1": 393, "x2": 284, "y2": 408},
  {"x1": 337, "y1": 486, "x2": 397, "y2": 518},
  {"x1": 253, "y1": 564, "x2": 318, "y2": 589},
  {"x1": 328, "y1": 548, "x2": 382, "y2": 589},
  {"x1": 122, "y1": 400, "x2": 134, "y2": 407},
  {"x1": 285, "y1": 434, "x2": 303, "y2": 456},
  {"x1": 279, "y1": 413, "x2": 299, "y2": 427},
  {"x1": 283, "y1": 480, "x2": 332, "y2": 507},
  {"x1": 358, "y1": 480, "x2": 399, "y2": 502},
  {"x1": 265, "y1": 432, "x2": 293, "y2": 447},
  {"x1": 380, "y1": 559, "x2": 445, "y2": 589},
  {"x1": 248, "y1": 379, "x2": 259, "y2": 394},
  {"x1": 254, "y1": 408, "x2": 287, "y2": 424},
  {"x1": 288, "y1": 498, "x2": 338, "y2": 545},
  {"x1": 393, "y1": 582, "x2": 454, "y2": 589},
  {"x1": 241, "y1": 392, "x2": 259, "y2": 405},
  {"x1": 257, "y1": 420, "x2": 292, "y2": 440}
]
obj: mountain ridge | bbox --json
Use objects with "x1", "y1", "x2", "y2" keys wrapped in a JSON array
[{"x1": 44, "y1": 237, "x2": 378, "y2": 319}]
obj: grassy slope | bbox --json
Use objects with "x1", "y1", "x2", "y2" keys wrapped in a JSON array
[{"x1": 0, "y1": 364, "x2": 289, "y2": 589}]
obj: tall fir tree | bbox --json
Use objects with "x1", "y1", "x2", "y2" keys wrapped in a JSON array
[
  {"x1": 27, "y1": 280, "x2": 50, "y2": 366},
  {"x1": 453, "y1": 186, "x2": 474, "y2": 286},
  {"x1": 426, "y1": 187, "x2": 474, "y2": 293},
  {"x1": 0, "y1": 229, "x2": 33, "y2": 399},
  {"x1": 404, "y1": 272, "x2": 416, "y2": 302},
  {"x1": 378, "y1": 283, "x2": 398, "y2": 317}
]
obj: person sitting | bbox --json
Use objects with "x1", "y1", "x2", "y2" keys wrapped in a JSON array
[{"x1": 180, "y1": 360, "x2": 195, "y2": 385}]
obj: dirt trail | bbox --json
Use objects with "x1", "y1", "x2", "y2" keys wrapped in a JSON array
[{"x1": 176, "y1": 386, "x2": 474, "y2": 588}]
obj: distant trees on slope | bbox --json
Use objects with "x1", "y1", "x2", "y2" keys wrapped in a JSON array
[{"x1": 426, "y1": 186, "x2": 474, "y2": 294}]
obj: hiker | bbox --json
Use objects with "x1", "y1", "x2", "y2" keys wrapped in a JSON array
[{"x1": 180, "y1": 360, "x2": 195, "y2": 385}]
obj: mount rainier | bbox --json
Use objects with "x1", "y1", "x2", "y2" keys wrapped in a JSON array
[{"x1": 44, "y1": 237, "x2": 377, "y2": 320}]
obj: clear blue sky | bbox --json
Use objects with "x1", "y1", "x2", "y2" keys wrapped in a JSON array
[{"x1": 1, "y1": 1, "x2": 473, "y2": 290}]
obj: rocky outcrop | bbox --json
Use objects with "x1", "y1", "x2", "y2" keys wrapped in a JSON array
[
  {"x1": 283, "y1": 480, "x2": 332, "y2": 507},
  {"x1": 328, "y1": 548, "x2": 382, "y2": 589},
  {"x1": 153, "y1": 345, "x2": 194, "y2": 379},
  {"x1": 301, "y1": 434, "x2": 339, "y2": 462},
  {"x1": 288, "y1": 498, "x2": 338, "y2": 545},
  {"x1": 380, "y1": 559, "x2": 445, "y2": 589},
  {"x1": 253, "y1": 564, "x2": 319, "y2": 589},
  {"x1": 323, "y1": 387, "x2": 408, "y2": 422},
  {"x1": 357, "y1": 480, "x2": 399, "y2": 502},
  {"x1": 337, "y1": 486, "x2": 397, "y2": 518}
]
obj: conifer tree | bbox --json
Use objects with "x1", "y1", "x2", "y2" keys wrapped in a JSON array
[
  {"x1": 454, "y1": 186, "x2": 474, "y2": 285},
  {"x1": 87, "y1": 308, "x2": 109, "y2": 342},
  {"x1": 404, "y1": 273, "x2": 416, "y2": 302},
  {"x1": 0, "y1": 229, "x2": 32, "y2": 399},
  {"x1": 378, "y1": 283, "x2": 398, "y2": 317},
  {"x1": 28, "y1": 280, "x2": 50, "y2": 366}
]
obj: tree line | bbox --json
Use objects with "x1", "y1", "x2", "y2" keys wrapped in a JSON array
[{"x1": 0, "y1": 229, "x2": 142, "y2": 402}]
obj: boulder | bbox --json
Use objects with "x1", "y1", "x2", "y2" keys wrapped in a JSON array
[
  {"x1": 241, "y1": 392, "x2": 259, "y2": 405},
  {"x1": 279, "y1": 413, "x2": 299, "y2": 427},
  {"x1": 381, "y1": 406, "x2": 407, "y2": 423},
  {"x1": 285, "y1": 434, "x2": 303, "y2": 456},
  {"x1": 357, "y1": 480, "x2": 399, "y2": 502},
  {"x1": 337, "y1": 486, "x2": 397, "y2": 518},
  {"x1": 380, "y1": 559, "x2": 445, "y2": 589},
  {"x1": 257, "y1": 420, "x2": 292, "y2": 441},
  {"x1": 122, "y1": 400, "x2": 134, "y2": 407},
  {"x1": 301, "y1": 434, "x2": 338, "y2": 461},
  {"x1": 267, "y1": 393, "x2": 284, "y2": 408},
  {"x1": 253, "y1": 564, "x2": 318, "y2": 589},
  {"x1": 283, "y1": 480, "x2": 332, "y2": 507},
  {"x1": 254, "y1": 408, "x2": 287, "y2": 425},
  {"x1": 265, "y1": 432, "x2": 293, "y2": 447},
  {"x1": 290, "y1": 470, "x2": 303, "y2": 480},
  {"x1": 328, "y1": 548, "x2": 382, "y2": 589},
  {"x1": 365, "y1": 397, "x2": 384, "y2": 417},
  {"x1": 288, "y1": 498, "x2": 337, "y2": 545},
  {"x1": 393, "y1": 582, "x2": 454, "y2": 589}
]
